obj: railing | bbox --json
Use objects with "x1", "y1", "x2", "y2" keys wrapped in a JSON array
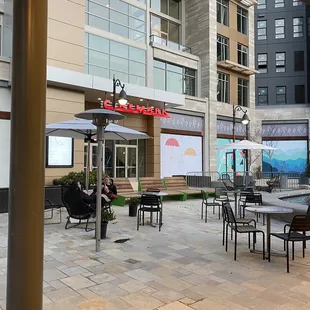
[
  {"x1": 186, "y1": 171, "x2": 221, "y2": 188},
  {"x1": 150, "y1": 35, "x2": 192, "y2": 53},
  {"x1": 185, "y1": 171, "x2": 302, "y2": 191}
]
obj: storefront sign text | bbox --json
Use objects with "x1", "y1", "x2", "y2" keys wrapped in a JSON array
[{"x1": 103, "y1": 100, "x2": 170, "y2": 118}]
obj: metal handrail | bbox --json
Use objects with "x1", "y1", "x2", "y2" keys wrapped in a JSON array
[{"x1": 149, "y1": 35, "x2": 192, "y2": 53}]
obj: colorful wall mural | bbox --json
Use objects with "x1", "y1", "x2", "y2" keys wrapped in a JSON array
[
  {"x1": 161, "y1": 134, "x2": 203, "y2": 177},
  {"x1": 216, "y1": 138, "x2": 245, "y2": 175},
  {"x1": 262, "y1": 140, "x2": 307, "y2": 173}
]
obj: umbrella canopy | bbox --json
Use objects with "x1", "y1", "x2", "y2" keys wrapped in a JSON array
[
  {"x1": 46, "y1": 119, "x2": 150, "y2": 140},
  {"x1": 217, "y1": 139, "x2": 277, "y2": 150}
]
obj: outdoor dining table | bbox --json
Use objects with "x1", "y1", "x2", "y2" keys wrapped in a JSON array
[{"x1": 245, "y1": 206, "x2": 294, "y2": 258}]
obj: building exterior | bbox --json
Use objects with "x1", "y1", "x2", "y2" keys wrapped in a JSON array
[
  {"x1": 0, "y1": 0, "x2": 258, "y2": 187},
  {"x1": 254, "y1": 0, "x2": 310, "y2": 175}
]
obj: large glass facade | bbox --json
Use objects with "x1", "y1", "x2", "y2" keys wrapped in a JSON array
[
  {"x1": 151, "y1": 14, "x2": 180, "y2": 44},
  {"x1": 153, "y1": 59, "x2": 196, "y2": 96},
  {"x1": 85, "y1": 33, "x2": 146, "y2": 86},
  {"x1": 85, "y1": 0, "x2": 146, "y2": 43}
]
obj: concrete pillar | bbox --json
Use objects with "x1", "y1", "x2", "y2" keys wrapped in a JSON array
[{"x1": 6, "y1": 0, "x2": 47, "y2": 309}]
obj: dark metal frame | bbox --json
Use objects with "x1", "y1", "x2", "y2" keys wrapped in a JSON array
[
  {"x1": 201, "y1": 190, "x2": 221, "y2": 222},
  {"x1": 44, "y1": 199, "x2": 62, "y2": 224}
]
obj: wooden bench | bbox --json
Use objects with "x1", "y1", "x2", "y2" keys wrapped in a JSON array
[
  {"x1": 138, "y1": 177, "x2": 186, "y2": 201},
  {"x1": 164, "y1": 176, "x2": 202, "y2": 200},
  {"x1": 112, "y1": 178, "x2": 140, "y2": 207}
]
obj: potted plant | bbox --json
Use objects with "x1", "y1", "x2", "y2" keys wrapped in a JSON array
[
  {"x1": 101, "y1": 208, "x2": 116, "y2": 239},
  {"x1": 127, "y1": 197, "x2": 140, "y2": 217}
]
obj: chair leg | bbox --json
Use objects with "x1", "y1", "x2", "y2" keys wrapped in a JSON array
[
  {"x1": 218, "y1": 206, "x2": 221, "y2": 220},
  {"x1": 268, "y1": 235, "x2": 271, "y2": 262},
  {"x1": 205, "y1": 204, "x2": 208, "y2": 223},
  {"x1": 231, "y1": 226, "x2": 233, "y2": 240},
  {"x1": 159, "y1": 210, "x2": 163, "y2": 232},
  {"x1": 137, "y1": 209, "x2": 140, "y2": 231},
  {"x1": 142, "y1": 211, "x2": 145, "y2": 226},
  {"x1": 201, "y1": 202, "x2": 203, "y2": 219},
  {"x1": 287, "y1": 241, "x2": 290, "y2": 273},
  {"x1": 213, "y1": 205, "x2": 215, "y2": 214},
  {"x1": 248, "y1": 233, "x2": 250, "y2": 249},
  {"x1": 65, "y1": 216, "x2": 70, "y2": 230},
  {"x1": 303, "y1": 241, "x2": 306, "y2": 258},
  {"x1": 225, "y1": 224, "x2": 229, "y2": 252},
  {"x1": 234, "y1": 230, "x2": 237, "y2": 261},
  {"x1": 253, "y1": 233, "x2": 256, "y2": 252},
  {"x1": 222, "y1": 218, "x2": 225, "y2": 246},
  {"x1": 262, "y1": 232, "x2": 265, "y2": 260},
  {"x1": 292, "y1": 242, "x2": 295, "y2": 260}
]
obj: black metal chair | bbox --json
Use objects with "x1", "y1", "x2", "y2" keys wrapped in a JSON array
[
  {"x1": 268, "y1": 214, "x2": 310, "y2": 273},
  {"x1": 213, "y1": 187, "x2": 229, "y2": 205},
  {"x1": 61, "y1": 185, "x2": 94, "y2": 231},
  {"x1": 201, "y1": 190, "x2": 221, "y2": 222},
  {"x1": 223, "y1": 202, "x2": 265, "y2": 261},
  {"x1": 240, "y1": 192, "x2": 263, "y2": 218},
  {"x1": 137, "y1": 194, "x2": 162, "y2": 232},
  {"x1": 44, "y1": 199, "x2": 62, "y2": 224}
]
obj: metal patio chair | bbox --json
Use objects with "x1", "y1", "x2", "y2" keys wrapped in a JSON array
[
  {"x1": 201, "y1": 190, "x2": 221, "y2": 222},
  {"x1": 268, "y1": 214, "x2": 310, "y2": 273},
  {"x1": 223, "y1": 202, "x2": 265, "y2": 261}
]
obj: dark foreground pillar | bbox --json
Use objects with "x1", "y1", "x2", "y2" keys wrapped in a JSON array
[{"x1": 6, "y1": 0, "x2": 47, "y2": 309}]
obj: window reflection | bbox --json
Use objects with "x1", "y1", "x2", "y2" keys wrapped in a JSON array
[{"x1": 151, "y1": 0, "x2": 180, "y2": 19}]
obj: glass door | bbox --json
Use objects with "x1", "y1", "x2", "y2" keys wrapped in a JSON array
[
  {"x1": 84, "y1": 142, "x2": 105, "y2": 172},
  {"x1": 115, "y1": 145, "x2": 138, "y2": 178},
  {"x1": 115, "y1": 146, "x2": 126, "y2": 178}
]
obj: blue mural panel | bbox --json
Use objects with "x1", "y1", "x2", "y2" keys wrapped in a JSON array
[
  {"x1": 262, "y1": 140, "x2": 307, "y2": 173},
  {"x1": 216, "y1": 138, "x2": 245, "y2": 175}
]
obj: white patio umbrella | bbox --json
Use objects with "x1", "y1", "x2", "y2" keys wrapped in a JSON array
[
  {"x1": 217, "y1": 139, "x2": 277, "y2": 150},
  {"x1": 46, "y1": 118, "x2": 151, "y2": 189}
]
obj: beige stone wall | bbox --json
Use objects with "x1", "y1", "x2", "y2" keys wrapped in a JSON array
[
  {"x1": 45, "y1": 87, "x2": 85, "y2": 184},
  {"x1": 47, "y1": 0, "x2": 85, "y2": 72}
]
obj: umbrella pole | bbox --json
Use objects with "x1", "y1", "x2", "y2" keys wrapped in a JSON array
[
  {"x1": 86, "y1": 140, "x2": 91, "y2": 191},
  {"x1": 95, "y1": 126, "x2": 104, "y2": 252}
]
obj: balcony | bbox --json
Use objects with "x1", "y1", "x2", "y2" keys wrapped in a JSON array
[
  {"x1": 217, "y1": 59, "x2": 258, "y2": 76},
  {"x1": 150, "y1": 35, "x2": 192, "y2": 54}
]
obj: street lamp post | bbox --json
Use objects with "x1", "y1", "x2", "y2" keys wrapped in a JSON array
[
  {"x1": 232, "y1": 104, "x2": 250, "y2": 176},
  {"x1": 112, "y1": 76, "x2": 128, "y2": 107},
  {"x1": 75, "y1": 109, "x2": 125, "y2": 252}
]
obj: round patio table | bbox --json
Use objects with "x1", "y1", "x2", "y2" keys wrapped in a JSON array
[{"x1": 245, "y1": 206, "x2": 293, "y2": 257}]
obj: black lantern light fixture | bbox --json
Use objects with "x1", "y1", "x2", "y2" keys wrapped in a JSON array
[{"x1": 112, "y1": 76, "x2": 128, "y2": 107}]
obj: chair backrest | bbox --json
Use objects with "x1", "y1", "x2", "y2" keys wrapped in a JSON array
[
  {"x1": 140, "y1": 194, "x2": 161, "y2": 207},
  {"x1": 222, "y1": 179, "x2": 235, "y2": 191},
  {"x1": 61, "y1": 185, "x2": 89, "y2": 216},
  {"x1": 289, "y1": 214, "x2": 310, "y2": 235},
  {"x1": 201, "y1": 190, "x2": 208, "y2": 203},
  {"x1": 222, "y1": 202, "x2": 236, "y2": 224},
  {"x1": 215, "y1": 187, "x2": 227, "y2": 198},
  {"x1": 146, "y1": 188, "x2": 160, "y2": 192}
]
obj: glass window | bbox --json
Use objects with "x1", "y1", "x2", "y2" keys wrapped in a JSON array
[
  {"x1": 217, "y1": 35, "x2": 229, "y2": 61},
  {"x1": 294, "y1": 51, "x2": 304, "y2": 71},
  {"x1": 153, "y1": 60, "x2": 196, "y2": 96},
  {"x1": 257, "y1": 0, "x2": 266, "y2": 9},
  {"x1": 217, "y1": 0, "x2": 228, "y2": 26},
  {"x1": 257, "y1": 53, "x2": 267, "y2": 73},
  {"x1": 276, "y1": 52, "x2": 286, "y2": 72},
  {"x1": 276, "y1": 86, "x2": 286, "y2": 105},
  {"x1": 150, "y1": 0, "x2": 180, "y2": 19},
  {"x1": 217, "y1": 72, "x2": 229, "y2": 103},
  {"x1": 257, "y1": 20, "x2": 267, "y2": 40},
  {"x1": 275, "y1": 19, "x2": 285, "y2": 39},
  {"x1": 275, "y1": 0, "x2": 284, "y2": 8},
  {"x1": 293, "y1": 17, "x2": 304, "y2": 38},
  {"x1": 86, "y1": 0, "x2": 146, "y2": 43},
  {"x1": 295, "y1": 85, "x2": 305, "y2": 103},
  {"x1": 293, "y1": 0, "x2": 303, "y2": 6},
  {"x1": 237, "y1": 43, "x2": 248, "y2": 66},
  {"x1": 237, "y1": 6, "x2": 248, "y2": 35},
  {"x1": 258, "y1": 87, "x2": 268, "y2": 105},
  {"x1": 85, "y1": 33, "x2": 146, "y2": 86},
  {"x1": 238, "y1": 78, "x2": 249, "y2": 107},
  {"x1": 151, "y1": 14, "x2": 180, "y2": 45}
]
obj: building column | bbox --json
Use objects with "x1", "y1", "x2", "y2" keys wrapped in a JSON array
[
  {"x1": 146, "y1": 117, "x2": 161, "y2": 177},
  {"x1": 6, "y1": 0, "x2": 47, "y2": 309}
]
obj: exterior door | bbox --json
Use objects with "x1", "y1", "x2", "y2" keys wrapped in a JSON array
[
  {"x1": 84, "y1": 143, "x2": 105, "y2": 171},
  {"x1": 115, "y1": 145, "x2": 138, "y2": 178}
]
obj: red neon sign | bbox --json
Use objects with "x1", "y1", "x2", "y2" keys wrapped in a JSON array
[{"x1": 103, "y1": 100, "x2": 170, "y2": 118}]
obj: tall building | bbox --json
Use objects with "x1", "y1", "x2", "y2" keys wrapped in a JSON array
[
  {"x1": 0, "y1": 0, "x2": 257, "y2": 187},
  {"x1": 254, "y1": 0, "x2": 310, "y2": 175}
]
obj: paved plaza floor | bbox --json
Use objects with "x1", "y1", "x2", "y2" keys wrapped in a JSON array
[{"x1": 1, "y1": 198, "x2": 310, "y2": 309}]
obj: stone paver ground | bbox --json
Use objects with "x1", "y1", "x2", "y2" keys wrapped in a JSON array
[{"x1": 1, "y1": 198, "x2": 310, "y2": 309}]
